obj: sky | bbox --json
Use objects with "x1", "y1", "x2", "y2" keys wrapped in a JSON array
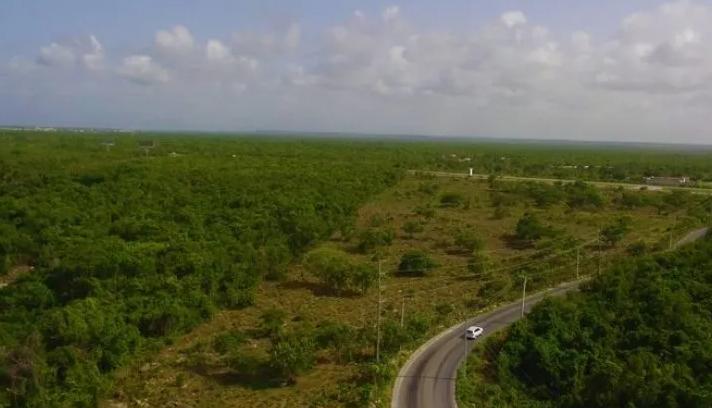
[{"x1": 2, "y1": 0, "x2": 712, "y2": 144}]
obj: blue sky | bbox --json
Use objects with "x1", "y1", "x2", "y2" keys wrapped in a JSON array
[{"x1": 2, "y1": 1, "x2": 712, "y2": 143}]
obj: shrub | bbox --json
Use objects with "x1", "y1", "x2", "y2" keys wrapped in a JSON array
[
  {"x1": 305, "y1": 248, "x2": 354, "y2": 294},
  {"x1": 351, "y1": 264, "x2": 378, "y2": 294},
  {"x1": 213, "y1": 330, "x2": 247, "y2": 354},
  {"x1": 601, "y1": 217, "x2": 632, "y2": 248},
  {"x1": 418, "y1": 182, "x2": 439, "y2": 195},
  {"x1": 269, "y1": 334, "x2": 316, "y2": 384},
  {"x1": 515, "y1": 213, "x2": 550, "y2": 242},
  {"x1": 467, "y1": 251, "x2": 492, "y2": 275},
  {"x1": 260, "y1": 308, "x2": 287, "y2": 341},
  {"x1": 402, "y1": 221, "x2": 424, "y2": 238},
  {"x1": 397, "y1": 251, "x2": 436, "y2": 277},
  {"x1": 440, "y1": 192, "x2": 465, "y2": 207},
  {"x1": 455, "y1": 229, "x2": 485, "y2": 253},
  {"x1": 564, "y1": 181, "x2": 604, "y2": 209},
  {"x1": 414, "y1": 205, "x2": 436, "y2": 219},
  {"x1": 357, "y1": 228, "x2": 395, "y2": 253}
]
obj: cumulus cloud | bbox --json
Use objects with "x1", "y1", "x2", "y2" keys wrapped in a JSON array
[
  {"x1": 382, "y1": 6, "x2": 400, "y2": 22},
  {"x1": 500, "y1": 11, "x2": 527, "y2": 28},
  {"x1": 5, "y1": 1, "x2": 712, "y2": 143},
  {"x1": 206, "y1": 39, "x2": 232, "y2": 62},
  {"x1": 155, "y1": 25, "x2": 195, "y2": 55},
  {"x1": 117, "y1": 55, "x2": 169, "y2": 85},
  {"x1": 37, "y1": 43, "x2": 76, "y2": 67},
  {"x1": 82, "y1": 35, "x2": 105, "y2": 70},
  {"x1": 34, "y1": 35, "x2": 106, "y2": 71}
]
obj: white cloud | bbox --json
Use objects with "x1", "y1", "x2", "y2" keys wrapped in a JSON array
[
  {"x1": 6, "y1": 1, "x2": 712, "y2": 143},
  {"x1": 155, "y1": 25, "x2": 195, "y2": 55},
  {"x1": 117, "y1": 55, "x2": 169, "y2": 85},
  {"x1": 82, "y1": 35, "x2": 104, "y2": 71},
  {"x1": 37, "y1": 43, "x2": 75, "y2": 67},
  {"x1": 285, "y1": 24, "x2": 301, "y2": 50},
  {"x1": 206, "y1": 39, "x2": 232, "y2": 62},
  {"x1": 382, "y1": 6, "x2": 400, "y2": 22},
  {"x1": 500, "y1": 11, "x2": 527, "y2": 28}
]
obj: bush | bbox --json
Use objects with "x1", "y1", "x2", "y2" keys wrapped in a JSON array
[
  {"x1": 414, "y1": 205, "x2": 436, "y2": 219},
  {"x1": 260, "y1": 308, "x2": 287, "y2": 341},
  {"x1": 418, "y1": 182, "x2": 439, "y2": 195},
  {"x1": 397, "y1": 251, "x2": 436, "y2": 277},
  {"x1": 305, "y1": 248, "x2": 354, "y2": 294},
  {"x1": 351, "y1": 264, "x2": 378, "y2": 294},
  {"x1": 626, "y1": 240, "x2": 648, "y2": 256},
  {"x1": 467, "y1": 251, "x2": 492, "y2": 275},
  {"x1": 564, "y1": 181, "x2": 604, "y2": 209},
  {"x1": 305, "y1": 248, "x2": 376, "y2": 295},
  {"x1": 440, "y1": 192, "x2": 465, "y2": 207},
  {"x1": 455, "y1": 229, "x2": 485, "y2": 253},
  {"x1": 269, "y1": 334, "x2": 316, "y2": 384},
  {"x1": 515, "y1": 213, "x2": 550, "y2": 242},
  {"x1": 402, "y1": 221, "x2": 424, "y2": 238},
  {"x1": 314, "y1": 321, "x2": 359, "y2": 363},
  {"x1": 601, "y1": 217, "x2": 632, "y2": 248},
  {"x1": 213, "y1": 330, "x2": 247, "y2": 354},
  {"x1": 357, "y1": 228, "x2": 395, "y2": 253}
]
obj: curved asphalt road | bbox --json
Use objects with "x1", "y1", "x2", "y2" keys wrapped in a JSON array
[
  {"x1": 391, "y1": 279, "x2": 587, "y2": 408},
  {"x1": 392, "y1": 227, "x2": 709, "y2": 408}
]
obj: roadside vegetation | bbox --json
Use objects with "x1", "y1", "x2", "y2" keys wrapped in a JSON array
[
  {"x1": 457, "y1": 231, "x2": 712, "y2": 408},
  {"x1": 1, "y1": 131, "x2": 711, "y2": 407}
]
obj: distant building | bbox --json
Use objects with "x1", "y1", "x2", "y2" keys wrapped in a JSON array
[{"x1": 644, "y1": 176, "x2": 689, "y2": 187}]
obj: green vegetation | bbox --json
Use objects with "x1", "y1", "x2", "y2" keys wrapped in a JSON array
[
  {"x1": 305, "y1": 247, "x2": 377, "y2": 295},
  {"x1": 457, "y1": 234, "x2": 712, "y2": 408},
  {"x1": 397, "y1": 251, "x2": 437, "y2": 277},
  {"x1": 0, "y1": 133, "x2": 400, "y2": 407},
  {"x1": 1, "y1": 131, "x2": 712, "y2": 407}
]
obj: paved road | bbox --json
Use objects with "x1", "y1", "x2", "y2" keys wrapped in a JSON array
[
  {"x1": 392, "y1": 227, "x2": 710, "y2": 408},
  {"x1": 674, "y1": 227, "x2": 710, "y2": 248},
  {"x1": 391, "y1": 280, "x2": 585, "y2": 408},
  {"x1": 409, "y1": 170, "x2": 712, "y2": 196}
]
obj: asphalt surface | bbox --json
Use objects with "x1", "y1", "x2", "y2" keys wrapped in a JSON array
[
  {"x1": 674, "y1": 227, "x2": 710, "y2": 248},
  {"x1": 392, "y1": 280, "x2": 585, "y2": 408},
  {"x1": 391, "y1": 227, "x2": 710, "y2": 408},
  {"x1": 409, "y1": 170, "x2": 712, "y2": 196}
]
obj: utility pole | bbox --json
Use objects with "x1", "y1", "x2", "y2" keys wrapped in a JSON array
[
  {"x1": 521, "y1": 276, "x2": 528, "y2": 318},
  {"x1": 597, "y1": 227, "x2": 602, "y2": 277},
  {"x1": 376, "y1": 260, "x2": 382, "y2": 364},
  {"x1": 576, "y1": 248, "x2": 580, "y2": 280},
  {"x1": 400, "y1": 295, "x2": 406, "y2": 327}
]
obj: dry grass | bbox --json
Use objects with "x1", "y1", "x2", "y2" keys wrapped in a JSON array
[{"x1": 105, "y1": 175, "x2": 680, "y2": 408}]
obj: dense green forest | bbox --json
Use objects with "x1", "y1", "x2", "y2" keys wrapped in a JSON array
[
  {"x1": 458, "y1": 233, "x2": 712, "y2": 408},
  {"x1": 0, "y1": 133, "x2": 403, "y2": 407}
]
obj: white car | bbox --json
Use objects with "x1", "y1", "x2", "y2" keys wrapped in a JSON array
[{"x1": 465, "y1": 326, "x2": 484, "y2": 340}]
